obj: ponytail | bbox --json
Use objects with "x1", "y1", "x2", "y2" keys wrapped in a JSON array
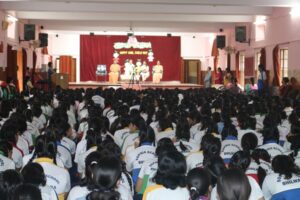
[
  {"x1": 86, "y1": 190, "x2": 120, "y2": 200},
  {"x1": 179, "y1": 141, "x2": 188, "y2": 152}
]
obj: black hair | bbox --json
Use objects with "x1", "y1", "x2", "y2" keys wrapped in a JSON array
[
  {"x1": 10, "y1": 183, "x2": 42, "y2": 200},
  {"x1": 175, "y1": 117, "x2": 190, "y2": 152},
  {"x1": 129, "y1": 116, "x2": 146, "y2": 131},
  {"x1": 155, "y1": 138, "x2": 177, "y2": 156},
  {"x1": 86, "y1": 156, "x2": 121, "y2": 199},
  {"x1": 21, "y1": 163, "x2": 46, "y2": 186},
  {"x1": 251, "y1": 148, "x2": 270, "y2": 187},
  {"x1": 0, "y1": 141, "x2": 13, "y2": 157},
  {"x1": 187, "y1": 168, "x2": 211, "y2": 200},
  {"x1": 154, "y1": 151, "x2": 186, "y2": 189},
  {"x1": 0, "y1": 119, "x2": 19, "y2": 144},
  {"x1": 261, "y1": 126, "x2": 280, "y2": 144},
  {"x1": 86, "y1": 191, "x2": 120, "y2": 200},
  {"x1": 201, "y1": 134, "x2": 221, "y2": 163},
  {"x1": 0, "y1": 170, "x2": 23, "y2": 200},
  {"x1": 241, "y1": 133, "x2": 258, "y2": 153},
  {"x1": 287, "y1": 121, "x2": 300, "y2": 158},
  {"x1": 221, "y1": 124, "x2": 238, "y2": 140},
  {"x1": 203, "y1": 156, "x2": 226, "y2": 187},
  {"x1": 83, "y1": 151, "x2": 103, "y2": 188},
  {"x1": 229, "y1": 151, "x2": 251, "y2": 172},
  {"x1": 217, "y1": 169, "x2": 251, "y2": 200},
  {"x1": 139, "y1": 127, "x2": 155, "y2": 146},
  {"x1": 272, "y1": 155, "x2": 300, "y2": 179}
]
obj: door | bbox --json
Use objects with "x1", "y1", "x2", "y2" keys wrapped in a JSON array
[
  {"x1": 6, "y1": 45, "x2": 18, "y2": 86},
  {"x1": 183, "y1": 60, "x2": 201, "y2": 84}
]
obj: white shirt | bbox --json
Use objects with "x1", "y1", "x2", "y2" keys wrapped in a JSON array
[
  {"x1": 237, "y1": 128, "x2": 263, "y2": 146},
  {"x1": 62, "y1": 137, "x2": 76, "y2": 155},
  {"x1": 0, "y1": 154, "x2": 15, "y2": 172},
  {"x1": 12, "y1": 146, "x2": 23, "y2": 169},
  {"x1": 67, "y1": 186, "x2": 89, "y2": 200},
  {"x1": 125, "y1": 144, "x2": 156, "y2": 172},
  {"x1": 186, "y1": 151, "x2": 204, "y2": 171},
  {"x1": 143, "y1": 185, "x2": 190, "y2": 200},
  {"x1": 121, "y1": 133, "x2": 139, "y2": 155},
  {"x1": 40, "y1": 185, "x2": 58, "y2": 200},
  {"x1": 57, "y1": 142, "x2": 72, "y2": 169},
  {"x1": 220, "y1": 137, "x2": 242, "y2": 164},
  {"x1": 259, "y1": 142, "x2": 285, "y2": 159},
  {"x1": 210, "y1": 176, "x2": 263, "y2": 200},
  {"x1": 114, "y1": 128, "x2": 130, "y2": 147},
  {"x1": 32, "y1": 116, "x2": 44, "y2": 130},
  {"x1": 77, "y1": 146, "x2": 97, "y2": 175},
  {"x1": 74, "y1": 139, "x2": 87, "y2": 164},
  {"x1": 174, "y1": 140, "x2": 199, "y2": 156},
  {"x1": 155, "y1": 129, "x2": 175, "y2": 143},
  {"x1": 17, "y1": 136, "x2": 30, "y2": 155},
  {"x1": 263, "y1": 173, "x2": 300, "y2": 200},
  {"x1": 34, "y1": 157, "x2": 71, "y2": 198},
  {"x1": 138, "y1": 158, "x2": 158, "y2": 192}
]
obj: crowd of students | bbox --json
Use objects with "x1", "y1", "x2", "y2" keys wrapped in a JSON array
[{"x1": 1, "y1": 86, "x2": 300, "y2": 200}]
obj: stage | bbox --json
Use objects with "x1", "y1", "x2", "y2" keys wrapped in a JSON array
[{"x1": 68, "y1": 81, "x2": 203, "y2": 90}]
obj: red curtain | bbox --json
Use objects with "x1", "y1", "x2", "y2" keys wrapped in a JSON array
[
  {"x1": 211, "y1": 38, "x2": 219, "y2": 73},
  {"x1": 235, "y1": 51, "x2": 240, "y2": 82},
  {"x1": 272, "y1": 45, "x2": 281, "y2": 86},
  {"x1": 260, "y1": 48, "x2": 266, "y2": 67},
  {"x1": 60, "y1": 55, "x2": 73, "y2": 81},
  {"x1": 80, "y1": 35, "x2": 181, "y2": 82}
]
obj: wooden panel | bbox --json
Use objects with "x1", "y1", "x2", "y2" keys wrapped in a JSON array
[
  {"x1": 245, "y1": 57, "x2": 254, "y2": 77},
  {"x1": 0, "y1": 68, "x2": 7, "y2": 81}
]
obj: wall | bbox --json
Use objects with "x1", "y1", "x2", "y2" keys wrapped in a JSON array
[
  {"x1": 0, "y1": 10, "x2": 37, "y2": 82},
  {"x1": 230, "y1": 8, "x2": 300, "y2": 83}
]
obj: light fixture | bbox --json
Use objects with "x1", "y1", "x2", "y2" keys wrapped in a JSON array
[
  {"x1": 290, "y1": 6, "x2": 300, "y2": 17},
  {"x1": 6, "y1": 15, "x2": 18, "y2": 22},
  {"x1": 254, "y1": 16, "x2": 266, "y2": 25}
]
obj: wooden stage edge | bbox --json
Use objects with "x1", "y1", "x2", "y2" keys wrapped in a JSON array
[{"x1": 68, "y1": 81, "x2": 203, "y2": 90}]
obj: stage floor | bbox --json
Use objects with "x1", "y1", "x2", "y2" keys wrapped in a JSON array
[{"x1": 69, "y1": 81, "x2": 203, "y2": 90}]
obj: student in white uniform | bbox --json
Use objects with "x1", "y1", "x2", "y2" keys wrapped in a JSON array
[
  {"x1": 286, "y1": 121, "x2": 300, "y2": 167},
  {"x1": 125, "y1": 127, "x2": 156, "y2": 185},
  {"x1": 174, "y1": 118, "x2": 199, "y2": 156},
  {"x1": 0, "y1": 119, "x2": 23, "y2": 169},
  {"x1": 228, "y1": 151, "x2": 264, "y2": 200},
  {"x1": 220, "y1": 124, "x2": 242, "y2": 164},
  {"x1": 262, "y1": 155, "x2": 300, "y2": 200},
  {"x1": 114, "y1": 117, "x2": 131, "y2": 147},
  {"x1": 32, "y1": 106, "x2": 46, "y2": 132},
  {"x1": 154, "y1": 118, "x2": 175, "y2": 143},
  {"x1": 259, "y1": 126, "x2": 285, "y2": 159},
  {"x1": 136, "y1": 138, "x2": 177, "y2": 195},
  {"x1": 186, "y1": 134, "x2": 221, "y2": 171},
  {"x1": 23, "y1": 109, "x2": 40, "y2": 147},
  {"x1": 0, "y1": 141, "x2": 15, "y2": 172},
  {"x1": 22, "y1": 163, "x2": 58, "y2": 200},
  {"x1": 143, "y1": 151, "x2": 190, "y2": 200},
  {"x1": 11, "y1": 183, "x2": 43, "y2": 200},
  {"x1": 28, "y1": 134, "x2": 71, "y2": 200},
  {"x1": 217, "y1": 169, "x2": 251, "y2": 200},
  {"x1": 237, "y1": 115, "x2": 263, "y2": 145},
  {"x1": 187, "y1": 168, "x2": 211, "y2": 200},
  {"x1": 121, "y1": 116, "x2": 146, "y2": 155}
]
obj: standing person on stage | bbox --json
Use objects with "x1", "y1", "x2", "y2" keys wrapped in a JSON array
[
  {"x1": 257, "y1": 64, "x2": 267, "y2": 95},
  {"x1": 140, "y1": 61, "x2": 150, "y2": 82},
  {"x1": 109, "y1": 58, "x2": 121, "y2": 84},
  {"x1": 204, "y1": 67, "x2": 212, "y2": 88},
  {"x1": 152, "y1": 60, "x2": 163, "y2": 84},
  {"x1": 215, "y1": 67, "x2": 223, "y2": 84},
  {"x1": 224, "y1": 67, "x2": 232, "y2": 87},
  {"x1": 47, "y1": 62, "x2": 54, "y2": 91},
  {"x1": 135, "y1": 59, "x2": 142, "y2": 81}
]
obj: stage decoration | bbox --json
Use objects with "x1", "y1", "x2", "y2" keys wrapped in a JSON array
[
  {"x1": 148, "y1": 50, "x2": 154, "y2": 62},
  {"x1": 113, "y1": 51, "x2": 119, "y2": 58},
  {"x1": 114, "y1": 36, "x2": 152, "y2": 49}
]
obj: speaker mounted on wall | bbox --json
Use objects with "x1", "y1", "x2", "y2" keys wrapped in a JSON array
[
  {"x1": 216, "y1": 35, "x2": 226, "y2": 49},
  {"x1": 39, "y1": 33, "x2": 48, "y2": 47}
]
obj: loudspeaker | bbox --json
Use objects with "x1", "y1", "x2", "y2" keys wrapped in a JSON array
[
  {"x1": 39, "y1": 33, "x2": 48, "y2": 47},
  {"x1": 217, "y1": 35, "x2": 225, "y2": 49},
  {"x1": 24, "y1": 24, "x2": 35, "y2": 41},
  {"x1": 235, "y1": 26, "x2": 247, "y2": 42},
  {"x1": 167, "y1": 33, "x2": 172, "y2": 37}
]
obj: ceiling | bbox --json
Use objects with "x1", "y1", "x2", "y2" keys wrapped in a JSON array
[{"x1": 0, "y1": 0, "x2": 298, "y2": 33}]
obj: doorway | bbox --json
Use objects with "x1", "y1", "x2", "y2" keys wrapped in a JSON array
[
  {"x1": 183, "y1": 60, "x2": 201, "y2": 84},
  {"x1": 6, "y1": 45, "x2": 18, "y2": 86}
]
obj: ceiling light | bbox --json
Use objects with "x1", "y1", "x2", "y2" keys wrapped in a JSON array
[
  {"x1": 290, "y1": 6, "x2": 300, "y2": 17},
  {"x1": 6, "y1": 15, "x2": 18, "y2": 22},
  {"x1": 254, "y1": 16, "x2": 266, "y2": 25}
]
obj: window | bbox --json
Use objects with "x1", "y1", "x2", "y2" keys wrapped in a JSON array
[
  {"x1": 255, "y1": 52, "x2": 261, "y2": 71},
  {"x1": 7, "y1": 19, "x2": 17, "y2": 40},
  {"x1": 280, "y1": 49, "x2": 288, "y2": 78}
]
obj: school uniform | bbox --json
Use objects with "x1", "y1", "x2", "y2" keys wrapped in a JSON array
[
  {"x1": 277, "y1": 120, "x2": 290, "y2": 145},
  {"x1": 67, "y1": 186, "x2": 89, "y2": 200},
  {"x1": 143, "y1": 185, "x2": 190, "y2": 200},
  {"x1": 155, "y1": 129, "x2": 175, "y2": 143},
  {"x1": 12, "y1": 146, "x2": 23, "y2": 168},
  {"x1": 34, "y1": 157, "x2": 71, "y2": 200},
  {"x1": 186, "y1": 151, "x2": 204, "y2": 171},
  {"x1": 0, "y1": 154, "x2": 15, "y2": 172},
  {"x1": 17, "y1": 135, "x2": 30, "y2": 155},
  {"x1": 210, "y1": 176, "x2": 263, "y2": 200},
  {"x1": 259, "y1": 140, "x2": 285, "y2": 159},
  {"x1": 121, "y1": 132, "x2": 139, "y2": 155},
  {"x1": 67, "y1": 109, "x2": 76, "y2": 129},
  {"x1": 62, "y1": 137, "x2": 76, "y2": 155},
  {"x1": 32, "y1": 116, "x2": 44, "y2": 131},
  {"x1": 40, "y1": 185, "x2": 58, "y2": 200},
  {"x1": 174, "y1": 140, "x2": 199, "y2": 156},
  {"x1": 23, "y1": 153, "x2": 65, "y2": 168},
  {"x1": 138, "y1": 158, "x2": 158, "y2": 194},
  {"x1": 74, "y1": 139, "x2": 87, "y2": 164},
  {"x1": 77, "y1": 146, "x2": 97, "y2": 175},
  {"x1": 220, "y1": 136, "x2": 242, "y2": 164},
  {"x1": 92, "y1": 95, "x2": 105, "y2": 108},
  {"x1": 114, "y1": 128, "x2": 130, "y2": 147},
  {"x1": 255, "y1": 114, "x2": 265, "y2": 131},
  {"x1": 77, "y1": 121, "x2": 88, "y2": 135},
  {"x1": 262, "y1": 173, "x2": 300, "y2": 200},
  {"x1": 57, "y1": 141, "x2": 72, "y2": 169},
  {"x1": 120, "y1": 172, "x2": 134, "y2": 196},
  {"x1": 190, "y1": 123, "x2": 206, "y2": 145},
  {"x1": 125, "y1": 143, "x2": 156, "y2": 184}
]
